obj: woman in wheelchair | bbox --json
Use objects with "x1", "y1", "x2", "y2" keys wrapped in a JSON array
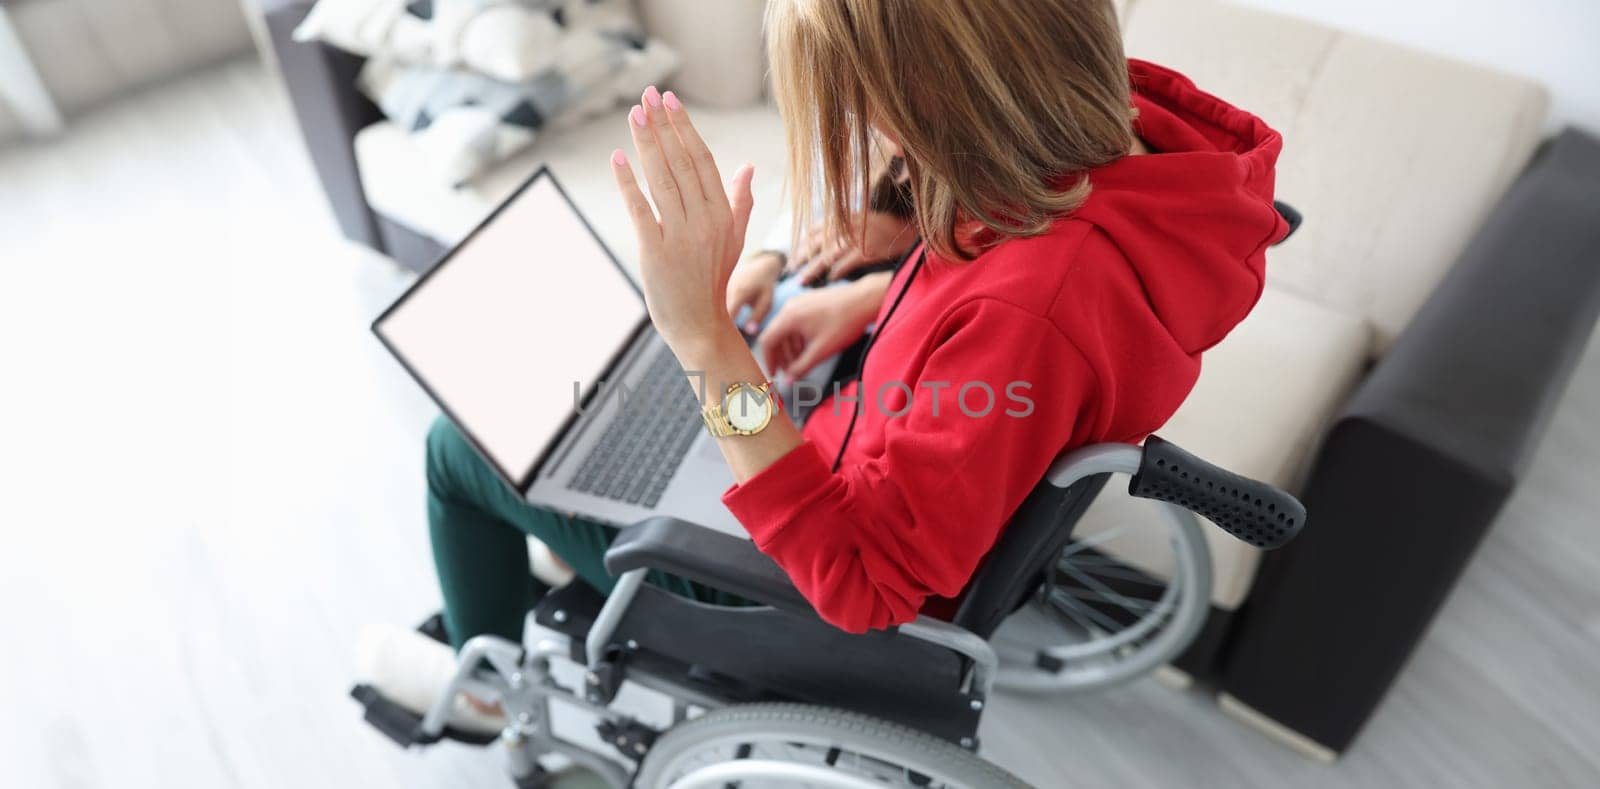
[{"x1": 361, "y1": 0, "x2": 1291, "y2": 767}]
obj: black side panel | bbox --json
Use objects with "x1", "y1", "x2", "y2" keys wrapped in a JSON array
[
  {"x1": 1220, "y1": 128, "x2": 1600, "y2": 754},
  {"x1": 376, "y1": 213, "x2": 451, "y2": 273},
  {"x1": 263, "y1": 1, "x2": 385, "y2": 249},
  {"x1": 1220, "y1": 420, "x2": 1510, "y2": 751},
  {"x1": 1172, "y1": 606, "x2": 1235, "y2": 679}
]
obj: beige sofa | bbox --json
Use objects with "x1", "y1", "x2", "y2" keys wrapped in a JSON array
[
  {"x1": 1087, "y1": 0, "x2": 1547, "y2": 621},
  {"x1": 266, "y1": 0, "x2": 1600, "y2": 760},
  {"x1": 339, "y1": 0, "x2": 1545, "y2": 616}
]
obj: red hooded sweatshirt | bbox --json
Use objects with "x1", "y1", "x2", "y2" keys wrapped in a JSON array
[{"x1": 722, "y1": 60, "x2": 1288, "y2": 633}]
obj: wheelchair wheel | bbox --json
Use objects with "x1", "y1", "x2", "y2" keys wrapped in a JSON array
[
  {"x1": 634, "y1": 703, "x2": 1029, "y2": 789},
  {"x1": 992, "y1": 498, "x2": 1213, "y2": 692}
]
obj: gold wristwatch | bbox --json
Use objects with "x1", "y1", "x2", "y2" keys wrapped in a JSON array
[{"x1": 702, "y1": 381, "x2": 778, "y2": 437}]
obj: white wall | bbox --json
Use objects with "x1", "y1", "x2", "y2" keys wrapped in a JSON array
[
  {"x1": 1233, "y1": 0, "x2": 1600, "y2": 134},
  {"x1": 0, "y1": 7, "x2": 63, "y2": 142},
  {"x1": 6, "y1": 0, "x2": 251, "y2": 117}
]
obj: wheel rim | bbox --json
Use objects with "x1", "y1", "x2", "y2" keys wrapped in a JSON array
[
  {"x1": 993, "y1": 498, "x2": 1213, "y2": 692},
  {"x1": 648, "y1": 730, "x2": 980, "y2": 788},
  {"x1": 666, "y1": 759, "x2": 890, "y2": 789}
]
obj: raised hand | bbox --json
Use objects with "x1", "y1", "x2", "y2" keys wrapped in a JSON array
[{"x1": 611, "y1": 86, "x2": 755, "y2": 359}]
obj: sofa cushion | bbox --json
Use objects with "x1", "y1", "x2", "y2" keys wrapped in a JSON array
[
  {"x1": 1123, "y1": 0, "x2": 1549, "y2": 352},
  {"x1": 1070, "y1": 284, "x2": 1371, "y2": 609},
  {"x1": 352, "y1": 102, "x2": 790, "y2": 271}
]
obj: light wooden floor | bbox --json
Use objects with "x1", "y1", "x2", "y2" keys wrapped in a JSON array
[{"x1": 1, "y1": 58, "x2": 1596, "y2": 788}]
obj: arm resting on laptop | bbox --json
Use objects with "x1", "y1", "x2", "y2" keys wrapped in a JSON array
[{"x1": 603, "y1": 517, "x2": 818, "y2": 619}]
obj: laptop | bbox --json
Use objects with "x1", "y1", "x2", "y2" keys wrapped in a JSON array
[{"x1": 373, "y1": 167, "x2": 751, "y2": 537}]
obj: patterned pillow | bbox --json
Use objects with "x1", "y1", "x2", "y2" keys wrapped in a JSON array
[
  {"x1": 296, "y1": 0, "x2": 650, "y2": 82},
  {"x1": 358, "y1": 38, "x2": 678, "y2": 186},
  {"x1": 296, "y1": 0, "x2": 679, "y2": 186}
]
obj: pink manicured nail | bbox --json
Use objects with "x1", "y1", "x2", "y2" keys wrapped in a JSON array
[
  {"x1": 663, "y1": 90, "x2": 682, "y2": 112},
  {"x1": 630, "y1": 105, "x2": 647, "y2": 127},
  {"x1": 643, "y1": 85, "x2": 662, "y2": 108},
  {"x1": 611, "y1": 149, "x2": 626, "y2": 167}
]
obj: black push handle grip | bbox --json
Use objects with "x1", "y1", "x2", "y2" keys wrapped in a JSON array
[
  {"x1": 1128, "y1": 436, "x2": 1306, "y2": 549},
  {"x1": 1273, "y1": 200, "x2": 1302, "y2": 245}
]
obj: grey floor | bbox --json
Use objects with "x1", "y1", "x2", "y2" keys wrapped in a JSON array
[{"x1": 1, "y1": 58, "x2": 1596, "y2": 788}]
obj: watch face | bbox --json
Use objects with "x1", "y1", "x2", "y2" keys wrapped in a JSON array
[{"x1": 724, "y1": 384, "x2": 773, "y2": 433}]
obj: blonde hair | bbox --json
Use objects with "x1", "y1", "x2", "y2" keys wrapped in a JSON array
[{"x1": 767, "y1": 0, "x2": 1134, "y2": 261}]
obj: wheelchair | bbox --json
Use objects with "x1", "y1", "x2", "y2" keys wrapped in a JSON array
[{"x1": 350, "y1": 434, "x2": 1304, "y2": 787}]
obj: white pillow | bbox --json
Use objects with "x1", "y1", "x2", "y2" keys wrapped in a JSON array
[
  {"x1": 453, "y1": 4, "x2": 566, "y2": 83},
  {"x1": 291, "y1": 0, "x2": 433, "y2": 63},
  {"x1": 439, "y1": 0, "x2": 649, "y2": 83},
  {"x1": 413, "y1": 106, "x2": 538, "y2": 187}
]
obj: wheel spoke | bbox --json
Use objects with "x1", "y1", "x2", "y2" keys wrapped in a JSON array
[
  {"x1": 1057, "y1": 584, "x2": 1160, "y2": 612},
  {"x1": 1058, "y1": 522, "x2": 1134, "y2": 558},
  {"x1": 1058, "y1": 561, "x2": 1158, "y2": 620},
  {"x1": 1059, "y1": 559, "x2": 1162, "y2": 585},
  {"x1": 1045, "y1": 587, "x2": 1122, "y2": 632},
  {"x1": 1042, "y1": 587, "x2": 1099, "y2": 632}
]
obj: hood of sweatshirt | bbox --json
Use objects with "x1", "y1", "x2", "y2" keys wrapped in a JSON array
[{"x1": 1070, "y1": 59, "x2": 1288, "y2": 354}]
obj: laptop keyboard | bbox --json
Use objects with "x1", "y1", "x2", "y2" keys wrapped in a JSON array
[{"x1": 566, "y1": 346, "x2": 702, "y2": 508}]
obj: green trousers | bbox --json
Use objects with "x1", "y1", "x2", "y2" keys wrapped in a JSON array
[{"x1": 425, "y1": 416, "x2": 744, "y2": 650}]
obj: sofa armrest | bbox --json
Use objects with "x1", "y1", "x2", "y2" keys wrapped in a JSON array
[
  {"x1": 603, "y1": 517, "x2": 817, "y2": 618},
  {"x1": 1342, "y1": 129, "x2": 1600, "y2": 479},
  {"x1": 1219, "y1": 129, "x2": 1600, "y2": 754},
  {"x1": 262, "y1": 0, "x2": 384, "y2": 249}
]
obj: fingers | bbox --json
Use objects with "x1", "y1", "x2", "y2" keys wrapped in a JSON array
[
  {"x1": 660, "y1": 90, "x2": 725, "y2": 208},
  {"x1": 786, "y1": 338, "x2": 830, "y2": 379},
  {"x1": 759, "y1": 310, "x2": 827, "y2": 377},
  {"x1": 745, "y1": 288, "x2": 773, "y2": 333},
  {"x1": 724, "y1": 283, "x2": 745, "y2": 319},
  {"x1": 628, "y1": 103, "x2": 684, "y2": 222},
  {"x1": 728, "y1": 163, "x2": 755, "y2": 246},
  {"x1": 641, "y1": 86, "x2": 704, "y2": 210},
  {"x1": 789, "y1": 221, "x2": 827, "y2": 272},
  {"x1": 724, "y1": 278, "x2": 772, "y2": 333},
  {"x1": 610, "y1": 149, "x2": 660, "y2": 252},
  {"x1": 755, "y1": 315, "x2": 794, "y2": 373},
  {"x1": 824, "y1": 249, "x2": 864, "y2": 282},
  {"x1": 801, "y1": 244, "x2": 846, "y2": 286}
]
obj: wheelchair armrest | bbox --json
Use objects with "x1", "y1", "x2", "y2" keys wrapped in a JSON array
[
  {"x1": 603, "y1": 517, "x2": 818, "y2": 619},
  {"x1": 1129, "y1": 435, "x2": 1306, "y2": 549}
]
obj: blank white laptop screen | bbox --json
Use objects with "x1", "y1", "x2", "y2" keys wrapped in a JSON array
[{"x1": 374, "y1": 171, "x2": 646, "y2": 489}]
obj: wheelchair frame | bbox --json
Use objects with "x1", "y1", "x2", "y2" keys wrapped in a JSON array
[{"x1": 354, "y1": 437, "x2": 1304, "y2": 788}]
